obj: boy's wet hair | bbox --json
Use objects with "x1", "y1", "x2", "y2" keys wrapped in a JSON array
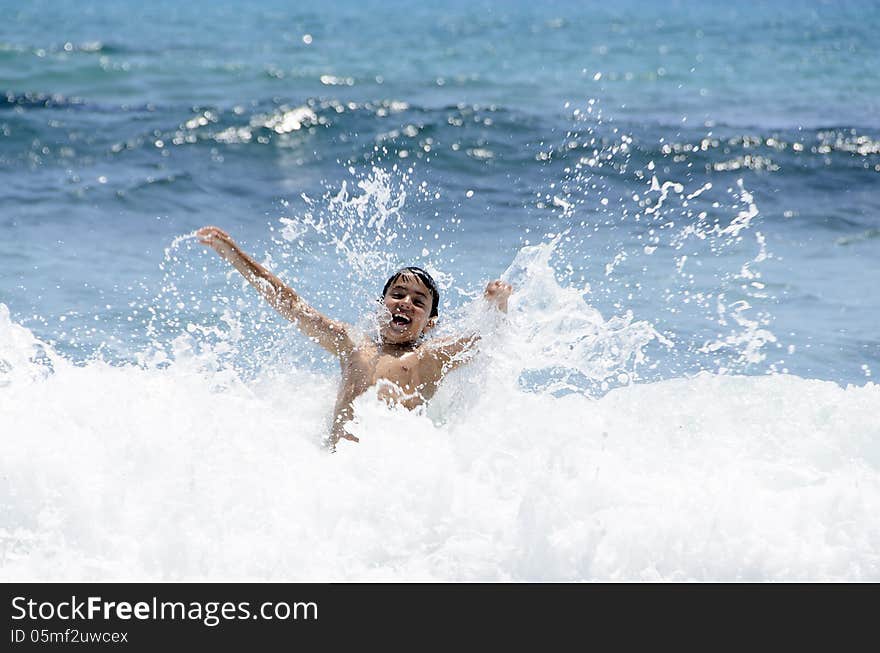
[{"x1": 382, "y1": 267, "x2": 440, "y2": 318}]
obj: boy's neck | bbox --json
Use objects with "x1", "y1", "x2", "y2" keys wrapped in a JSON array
[{"x1": 377, "y1": 337, "x2": 421, "y2": 355}]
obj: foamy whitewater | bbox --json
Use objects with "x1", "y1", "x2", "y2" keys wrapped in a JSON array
[
  {"x1": 2, "y1": 235, "x2": 879, "y2": 580},
  {"x1": 3, "y1": 0, "x2": 880, "y2": 581}
]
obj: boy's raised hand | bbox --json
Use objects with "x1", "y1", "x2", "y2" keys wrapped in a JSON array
[
  {"x1": 196, "y1": 226, "x2": 236, "y2": 255},
  {"x1": 484, "y1": 279, "x2": 513, "y2": 313}
]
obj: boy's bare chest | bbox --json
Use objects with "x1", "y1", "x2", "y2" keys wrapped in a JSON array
[
  {"x1": 346, "y1": 349, "x2": 421, "y2": 389},
  {"x1": 341, "y1": 343, "x2": 443, "y2": 399}
]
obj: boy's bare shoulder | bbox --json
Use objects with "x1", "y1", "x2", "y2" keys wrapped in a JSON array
[{"x1": 418, "y1": 334, "x2": 479, "y2": 372}]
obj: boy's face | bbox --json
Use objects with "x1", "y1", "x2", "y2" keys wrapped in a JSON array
[{"x1": 380, "y1": 273, "x2": 435, "y2": 344}]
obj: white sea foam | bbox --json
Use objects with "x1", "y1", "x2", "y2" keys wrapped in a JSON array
[
  {"x1": 2, "y1": 291, "x2": 878, "y2": 581},
  {"x1": 4, "y1": 159, "x2": 876, "y2": 581}
]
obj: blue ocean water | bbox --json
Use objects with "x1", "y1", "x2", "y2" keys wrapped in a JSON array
[
  {"x1": 3, "y1": 0, "x2": 878, "y2": 381},
  {"x1": 2, "y1": 1, "x2": 880, "y2": 580}
]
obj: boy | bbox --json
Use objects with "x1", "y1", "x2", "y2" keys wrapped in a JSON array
[{"x1": 196, "y1": 226, "x2": 512, "y2": 449}]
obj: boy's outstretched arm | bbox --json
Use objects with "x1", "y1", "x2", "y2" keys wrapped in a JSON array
[
  {"x1": 197, "y1": 226, "x2": 354, "y2": 358},
  {"x1": 430, "y1": 280, "x2": 512, "y2": 371}
]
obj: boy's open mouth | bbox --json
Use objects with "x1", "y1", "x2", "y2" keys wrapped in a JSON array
[{"x1": 391, "y1": 313, "x2": 411, "y2": 326}]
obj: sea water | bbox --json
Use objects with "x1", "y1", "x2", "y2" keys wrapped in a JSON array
[{"x1": 1, "y1": 0, "x2": 879, "y2": 580}]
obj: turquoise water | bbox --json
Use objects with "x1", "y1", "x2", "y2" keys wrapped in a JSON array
[
  {"x1": 2, "y1": 0, "x2": 880, "y2": 581},
  {"x1": 3, "y1": 0, "x2": 878, "y2": 383}
]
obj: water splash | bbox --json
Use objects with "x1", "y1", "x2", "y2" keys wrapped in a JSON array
[
  {"x1": 533, "y1": 100, "x2": 779, "y2": 377},
  {"x1": 3, "y1": 302, "x2": 879, "y2": 581},
  {"x1": 283, "y1": 167, "x2": 410, "y2": 279},
  {"x1": 498, "y1": 237, "x2": 668, "y2": 395},
  {"x1": 1, "y1": 154, "x2": 877, "y2": 581}
]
